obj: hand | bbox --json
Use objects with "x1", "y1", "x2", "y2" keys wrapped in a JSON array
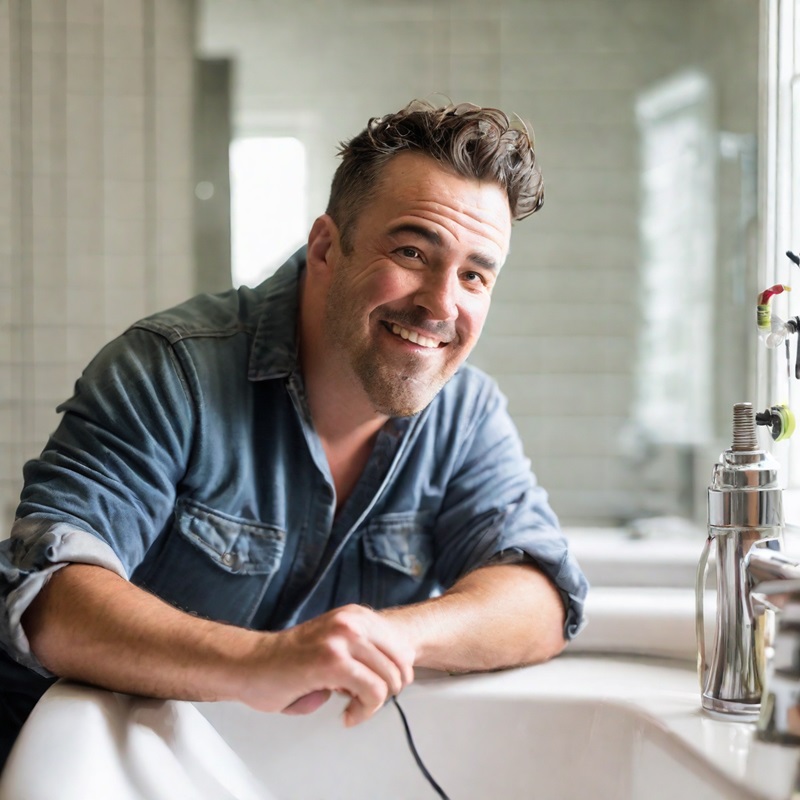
[{"x1": 239, "y1": 604, "x2": 416, "y2": 727}]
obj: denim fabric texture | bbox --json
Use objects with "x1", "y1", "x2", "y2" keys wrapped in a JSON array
[{"x1": 0, "y1": 248, "x2": 588, "y2": 697}]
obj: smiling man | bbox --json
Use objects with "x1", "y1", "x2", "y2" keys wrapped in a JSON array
[{"x1": 0, "y1": 100, "x2": 588, "y2": 769}]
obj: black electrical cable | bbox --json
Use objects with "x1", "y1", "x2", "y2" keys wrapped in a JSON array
[{"x1": 391, "y1": 695, "x2": 451, "y2": 800}]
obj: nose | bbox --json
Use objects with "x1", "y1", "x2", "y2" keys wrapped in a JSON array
[{"x1": 413, "y1": 269, "x2": 459, "y2": 321}]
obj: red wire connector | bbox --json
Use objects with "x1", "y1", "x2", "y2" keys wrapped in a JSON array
[
  {"x1": 757, "y1": 284, "x2": 792, "y2": 334},
  {"x1": 759, "y1": 284, "x2": 791, "y2": 306}
]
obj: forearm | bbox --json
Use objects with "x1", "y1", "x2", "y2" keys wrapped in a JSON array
[
  {"x1": 381, "y1": 563, "x2": 566, "y2": 673},
  {"x1": 22, "y1": 563, "x2": 261, "y2": 702},
  {"x1": 22, "y1": 563, "x2": 415, "y2": 726}
]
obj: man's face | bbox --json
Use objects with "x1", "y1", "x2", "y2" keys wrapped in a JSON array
[{"x1": 324, "y1": 152, "x2": 512, "y2": 417}]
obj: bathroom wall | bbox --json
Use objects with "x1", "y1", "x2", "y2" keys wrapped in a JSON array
[
  {"x1": 0, "y1": 0, "x2": 759, "y2": 536},
  {"x1": 198, "y1": 0, "x2": 760, "y2": 525},
  {"x1": 0, "y1": 0, "x2": 197, "y2": 535}
]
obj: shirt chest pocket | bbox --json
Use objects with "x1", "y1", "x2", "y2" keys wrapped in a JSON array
[
  {"x1": 135, "y1": 500, "x2": 286, "y2": 627},
  {"x1": 360, "y1": 511, "x2": 435, "y2": 609}
]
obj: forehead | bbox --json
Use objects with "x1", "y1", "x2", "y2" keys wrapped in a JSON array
[{"x1": 365, "y1": 152, "x2": 512, "y2": 253}]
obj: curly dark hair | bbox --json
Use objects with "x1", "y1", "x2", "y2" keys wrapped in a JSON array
[{"x1": 326, "y1": 99, "x2": 544, "y2": 253}]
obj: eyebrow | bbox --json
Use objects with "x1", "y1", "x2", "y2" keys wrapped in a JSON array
[{"x1": 387, "y1": 223, "x2": 500, "y2": 272}]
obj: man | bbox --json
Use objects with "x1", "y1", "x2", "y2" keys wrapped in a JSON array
[{"x1": 0, "y1": 100, "x2": 587, "y2": 769}]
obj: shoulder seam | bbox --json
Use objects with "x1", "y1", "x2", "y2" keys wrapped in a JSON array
[{"x1": 130, "y1": 319, "x2": 256, "y2": 345}]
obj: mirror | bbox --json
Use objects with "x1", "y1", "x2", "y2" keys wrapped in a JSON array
[{"x1": 195, "y1": 0, "x2": 760, "y2": 527}]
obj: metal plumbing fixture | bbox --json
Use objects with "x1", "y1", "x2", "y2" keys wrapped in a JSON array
[{"x1": 696, "y1": 402, "x2": 785, "y2": 717}]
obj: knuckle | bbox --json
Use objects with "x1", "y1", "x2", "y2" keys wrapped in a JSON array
[
  {"x1": 329, "y1": 607, "x2": 367, "y2": 638},
  {"x1": 321, "y1": 636, "x2": 347, "y2": 660}
]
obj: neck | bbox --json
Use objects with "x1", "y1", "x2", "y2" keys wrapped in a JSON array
[
  {"x1": 298, "y1": 272, "x2": 389, "y2": 443},
  {"x1": 298, "y1": 272, "x2": 389, "y2": 510}
]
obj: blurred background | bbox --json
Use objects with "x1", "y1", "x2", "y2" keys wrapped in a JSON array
[{"x1": 0, "y1": 0, "x2": 760, "y2": 534}]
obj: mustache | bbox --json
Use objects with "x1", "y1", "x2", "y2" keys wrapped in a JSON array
[{"x1": 379, "y1": 309, "x2": 456, "y2": 343}]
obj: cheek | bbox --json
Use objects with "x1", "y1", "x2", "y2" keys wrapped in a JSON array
[
  {"x1": 459, "y1": 296, "x2": 491, "y2": 340},
  {"x1": 366, "y1": 268, "x2": 418, "y2": 309}
]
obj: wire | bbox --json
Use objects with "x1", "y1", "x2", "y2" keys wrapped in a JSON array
[{"x1": 391, "y1": 695, "x2": 451, "y2": 799}]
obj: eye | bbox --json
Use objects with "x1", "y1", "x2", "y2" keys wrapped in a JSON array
[
  {"x1": 396, "y1": 246, "x2": 422, "y2": 260},
  {"x1": 462, "y1": 270, "x2": 486, "y2": 285},
  {"x1": 461, "y1": 269, "x2": 495, "y2": 293}
]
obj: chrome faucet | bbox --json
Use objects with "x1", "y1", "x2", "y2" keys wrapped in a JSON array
[
  {"x1": 696, "y1": 402, "x2": 785, "y2": 718},
  {"x1": 695, "y1": 402, "x2": 800, "y2": 797}
]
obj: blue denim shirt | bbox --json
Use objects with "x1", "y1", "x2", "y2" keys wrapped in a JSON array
[{"x1": 0, "y1": 249, "x2": 587, "y2": 678}]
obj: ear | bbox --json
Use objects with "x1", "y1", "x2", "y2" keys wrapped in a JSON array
[{"x1": 306, "y1": 214, "x2": 341, "y2": 280}]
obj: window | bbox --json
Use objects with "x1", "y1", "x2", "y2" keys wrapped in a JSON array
[
  {"x1": 229, "y1": 137, "x2": 307, "y2": 288},
  {"x1": 634, "y1": 70, "x2": 716, "y2": 447},
  {"x1": 761, "y1": 0, "x2": 800, "y2": 518}
]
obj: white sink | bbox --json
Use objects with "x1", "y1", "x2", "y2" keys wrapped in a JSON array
[
  {"x1": 198, "y1": 656, "x2": 800, "y2": 800},
  {"x1": 3, "y1": 656, "x2": 798, "y2": 800}
]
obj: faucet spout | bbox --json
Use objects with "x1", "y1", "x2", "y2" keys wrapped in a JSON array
[
  {"x1": 749, "y1": 571, "x2": 800, "y2": 746},
  {"x1": 747, "y1": 548, "x2": 800, "y2": 585}
]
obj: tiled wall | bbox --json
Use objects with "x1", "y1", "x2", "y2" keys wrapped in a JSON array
[
  {"x1": 0, "y1": 0, "x2": 196, "y2": 536},
  {"x1": 0, "y1": 0, "x2": 759, "y2": 536},
  {"x1": 198, "y1": 0, "x2": 759, "y2": 525}
]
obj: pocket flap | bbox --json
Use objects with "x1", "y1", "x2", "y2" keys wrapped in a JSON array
[
  {"x1": 363, "y1": 512, "x2": 433, "y2": 579},
  {"x1": 177, "y1": 501, "x2": 285, "y2": 576}
]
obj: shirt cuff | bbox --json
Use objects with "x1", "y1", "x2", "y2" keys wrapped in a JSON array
[
  {"x1": 484, "y1": 547, "x2": 536, "y2": 567},
  {"x1": 3, "y1": 520, "x2": 129, "y2": 676}
]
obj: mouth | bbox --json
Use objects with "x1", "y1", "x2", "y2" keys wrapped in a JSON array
[{"x1": 382, "y1": 321, "x2": 448, "y2": 349}]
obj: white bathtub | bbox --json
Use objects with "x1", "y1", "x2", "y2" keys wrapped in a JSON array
[{"x1": 3, "y1": 654, "x2": 798, "y2": 800}]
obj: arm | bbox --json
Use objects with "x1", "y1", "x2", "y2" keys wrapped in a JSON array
[
  {"x1": 420, "y1": 370, "x2": 588, "y2": 650},
  {"x1": 381, "y1": 562, "x2": 566, "y2": 673},
  {"x1": 23, "y1": 563, "x2": 415, "y2": 727}
]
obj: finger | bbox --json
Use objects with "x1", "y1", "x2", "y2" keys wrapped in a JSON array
[
  {"x1": 381, "y1": 647, "x2": 414, "y2": 689},
  {"x1": 282, "y1": 689, "x2": 331, "y2": 716},
  {"x1": 322, "y1": 607, "x2": 414, "y2": 694},
  {"x1": 337, "y1": 608, "x2": 416, "y2": 689},
  {"x1": 348, "y1": 639, "x2": 406, "y2": 697},
  {"x1": 364, "y1": 628, "x2": 416, "y2": 689},
  {"x1": 342, "y1": 692, "x2": 374, "y2": 728},
  {"x1": 342, "y1": 696, "x2": 363, "y2": 728},
  {"x1": 334, "y1": 661, "x2": 391, "y2": 726},
  {"x1": 368, "y1": 639, "x2": 415, "y2": 690}
]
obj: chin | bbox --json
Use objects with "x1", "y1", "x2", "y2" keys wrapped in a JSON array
[
  {"x1": 354, "y1": 353, "x2": 455, "y2": 417},
  {"x1": 367, "y1": 382, "x2": 445, "y2": 418}
]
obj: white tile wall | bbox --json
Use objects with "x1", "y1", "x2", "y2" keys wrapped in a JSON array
[{"x1": 0, "y1": 0, "x2": 196, "y2": 535}]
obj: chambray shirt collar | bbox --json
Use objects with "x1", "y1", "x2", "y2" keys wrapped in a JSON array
[{"x1": 248, "y1": 247, "x2": 307, "y2": 382}]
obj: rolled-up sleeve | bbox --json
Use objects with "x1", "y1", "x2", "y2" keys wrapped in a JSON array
[
  {"x1": 433, "y1": 380, "x2": 588, "y2": 640},
  {"x1": 0, "y1": 328, "x2": 195, "y2": 673}
]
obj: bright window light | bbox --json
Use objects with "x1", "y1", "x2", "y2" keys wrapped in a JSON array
[{"x1": 229, "y1": 137, "x2": 307, "y2": 287}]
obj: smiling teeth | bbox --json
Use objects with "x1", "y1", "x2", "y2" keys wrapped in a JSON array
[{"x1": 391, "y1": 324, "x2": 439, "y2": 348}]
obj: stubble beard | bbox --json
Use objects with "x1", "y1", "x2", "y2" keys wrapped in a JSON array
[{"x1": 324, "y1": 267, "x2": 452, "y2": 418}]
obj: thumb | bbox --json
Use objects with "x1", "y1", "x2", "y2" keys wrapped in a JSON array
[{"x1": 282, "y1": 689, "x2": 332, "y2": 716}]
